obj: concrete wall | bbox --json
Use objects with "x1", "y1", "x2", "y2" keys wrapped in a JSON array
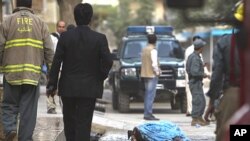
[{"x1": 34, "y1": 0, "x2": 58, "y2": 32}]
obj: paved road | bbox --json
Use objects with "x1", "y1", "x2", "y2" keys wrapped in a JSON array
[
  {"x1": 98, "y1": 89, "x2": 216, "y2": 141},
  {"x1": 33, "y1": 86, "x2": 63, "y2": 141},
  {"x1": 35, "y1": 86, "x2": 216, "y2": 141}
]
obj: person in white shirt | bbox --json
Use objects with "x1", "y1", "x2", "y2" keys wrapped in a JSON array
[
  {"x1": 50, "y1": 20, "x2": 66, "y2": 51},
  {"x1": 141, "y1": 34, "x2": 161, "y2": 120},
  {"x1": 184, "y1": 36, "x2": 210, "y2": 116},
  {"x1": 47, "y1": 20, "x2": 66, "y2": 114}
]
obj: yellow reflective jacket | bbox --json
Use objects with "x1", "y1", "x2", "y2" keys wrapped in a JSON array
[{"x1": 0, "y1": 7, "x2": 54, "y2": 86}]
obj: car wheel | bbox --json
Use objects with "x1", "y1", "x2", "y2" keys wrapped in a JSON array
[
  {"x1": 118, "y1": 92, "x2": 130, "y2": 113},
  {"x1": 170, "y1": 93, "x2": 180, "y2": 110},
  {"x1": 179, "y1": 93, "x2": 187, "y2": 113},
  {"x1": 112, "y1": 88, "x2": 118, "y2": 110}
]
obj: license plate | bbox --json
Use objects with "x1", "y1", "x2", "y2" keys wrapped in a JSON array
[
  {"x1": 156, "y1": 84, "x2": 164, "y2": 90},
  {"x1": 176, "y1": 80, "x2": 186, "y2": 87}
]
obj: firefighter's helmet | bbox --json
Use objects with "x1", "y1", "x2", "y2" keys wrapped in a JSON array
[{"x1": 233, "y1": 0, "x2": 244, "y2": 22}]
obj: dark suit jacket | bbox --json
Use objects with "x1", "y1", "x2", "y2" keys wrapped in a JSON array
[{"x1": 48, "y1": 25, "x2": 113, "y2": 98}]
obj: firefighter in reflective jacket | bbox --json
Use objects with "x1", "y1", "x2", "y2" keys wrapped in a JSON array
[{"x1": 0, "y1": 0, "x2": 54, "y2": 140}]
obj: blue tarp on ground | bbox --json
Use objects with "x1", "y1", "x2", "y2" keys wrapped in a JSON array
[{"x1": 137, "y1": 120, "x2": 190, "y2": 141}]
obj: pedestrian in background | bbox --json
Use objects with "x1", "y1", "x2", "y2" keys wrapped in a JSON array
[
  {"x1": 46, "y1": 3, "x2": 113, "y2": 141},
  {"x1": 186, "y1": 39, "x2": 209, "y2": 126},
  {"x1": 141, "y1": 34, "x2": 161, "y2": 121},
  {"x1": 47, "y1": 20, "x2": 66, "y2": 114},
  {"x1": 0, "y1": 0, "x2": 54, "y2": 140},
  {"x1": 184, "y1": 36, "x2": 210, "y2": 116},
  {"x1": 205, "y1": 1, "x2": 243, "y2": 140},
  {"x1": 50, "y1": 20, "x2": 66, "y2": 51}
]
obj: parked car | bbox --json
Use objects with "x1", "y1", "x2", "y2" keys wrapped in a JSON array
[{"x1": 108, "y1": 26, "x2": 187, "y2": 113}]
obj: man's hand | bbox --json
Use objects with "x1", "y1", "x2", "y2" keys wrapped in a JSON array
[
  {"x1": 204, "y1": 99, "x2": 215, "y2": 122},
  {"x1": 46, "y1": 86, "x2": 56, "y2": 97}
]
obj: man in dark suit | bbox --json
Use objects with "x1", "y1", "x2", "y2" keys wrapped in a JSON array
[{"x1": 46, "y1": 3, "x2": 113, "y2": 141}]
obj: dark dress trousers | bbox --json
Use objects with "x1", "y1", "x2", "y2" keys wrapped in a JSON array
[{"x1": 48, "y1": 25, "x2": 113, "y2": 141}]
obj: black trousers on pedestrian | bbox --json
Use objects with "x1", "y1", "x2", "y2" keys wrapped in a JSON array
[{"x1": 61, "y1": 97, "x2": 96, "y2": 141}]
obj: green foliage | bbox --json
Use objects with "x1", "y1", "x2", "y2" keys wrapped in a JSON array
[
  {"x1": 106, "y1": 0, "x2": 155, "y2": 46},
  {"x1": 106, "y1": 0, "x2": 132, "y2": 46},
  {"x1": 168, "y1": 0, "x2": 239, "y2": 30},
  {"x1": 106, "y1": 0, "x2": 239, "y2": 45},
  {"x1": 93, "y1": 5, "x2": 117, "y2": 21},
  {"x1": 213, "y1": 0, "x2": 239, "y2": 16},
  {"x1": 91, "y1": 5, "x2": 117, "y2": 28},
  {"x1": 133, "y1": 0, "x2": 154, "y2": 25},
  {"x1": 108, "y1": 0, "x2": 131, "y2": 28}
]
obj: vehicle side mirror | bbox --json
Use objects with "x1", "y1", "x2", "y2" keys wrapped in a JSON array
[{"x1": 166, "y1": 0, "x2": 204, "y2": 8}]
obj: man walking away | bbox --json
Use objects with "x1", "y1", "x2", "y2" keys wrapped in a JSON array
[
  {"x1": 46, "y1": 3, "x2": 113, "y2": 141},
  {"x1": 0, "y1": 0, "x2": 54, "y2": 140}
]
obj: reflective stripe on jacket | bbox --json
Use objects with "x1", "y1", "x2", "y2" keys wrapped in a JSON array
[{"x1": 5, "y1": 38, "x2": 44, "y2": 49}]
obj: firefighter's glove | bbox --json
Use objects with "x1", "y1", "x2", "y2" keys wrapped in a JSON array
[{"x1": 46, "y1": 86, "x2": 56, "y2": 97}]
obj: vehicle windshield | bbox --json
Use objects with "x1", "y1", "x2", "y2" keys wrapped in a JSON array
[{"x1": 122, "y1": 40, "x2": 184, "y2": 59}]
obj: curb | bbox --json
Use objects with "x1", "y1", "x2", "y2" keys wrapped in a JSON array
[{"x1": 55, "y1": 112, "x2": 133, "y2": 141}]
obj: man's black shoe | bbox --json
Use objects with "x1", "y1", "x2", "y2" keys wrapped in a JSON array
[
  {"x1": 5, "y1": 131, "x2": 17, "y2": 141},
  {"x1": 143, "y1": 116, "x2": 160, "y2": 120}
]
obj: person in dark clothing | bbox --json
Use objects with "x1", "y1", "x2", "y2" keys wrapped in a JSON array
[
  {"x1": 206, "y1": 34, "x2": 240, "y2": 141},
  {"x1": 186, "y1": 39, "x2": 209, "y2": 126},
  {"x1": 204, "y1": 1, "x2": 243, "y2": 141},
  {"x1": 46, "y1": 3, "x2": 113, "y2": 141}
]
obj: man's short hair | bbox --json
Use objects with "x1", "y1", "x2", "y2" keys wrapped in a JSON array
[
  {"x1": 67, "y1": 24, "x2": 76, "y2": 31},
  {"x1": 56, "y1": 20, "x2": 66, "y2": 27},
  {"x1": 16, "y1": 0, "x2": 32, "y2": 8},
  {"x1": 147, "y1": 34, "x2": 157, "y2": 44},
  {"x1": 74, "y1": 3, "x2": 93, "y2": 25}
]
